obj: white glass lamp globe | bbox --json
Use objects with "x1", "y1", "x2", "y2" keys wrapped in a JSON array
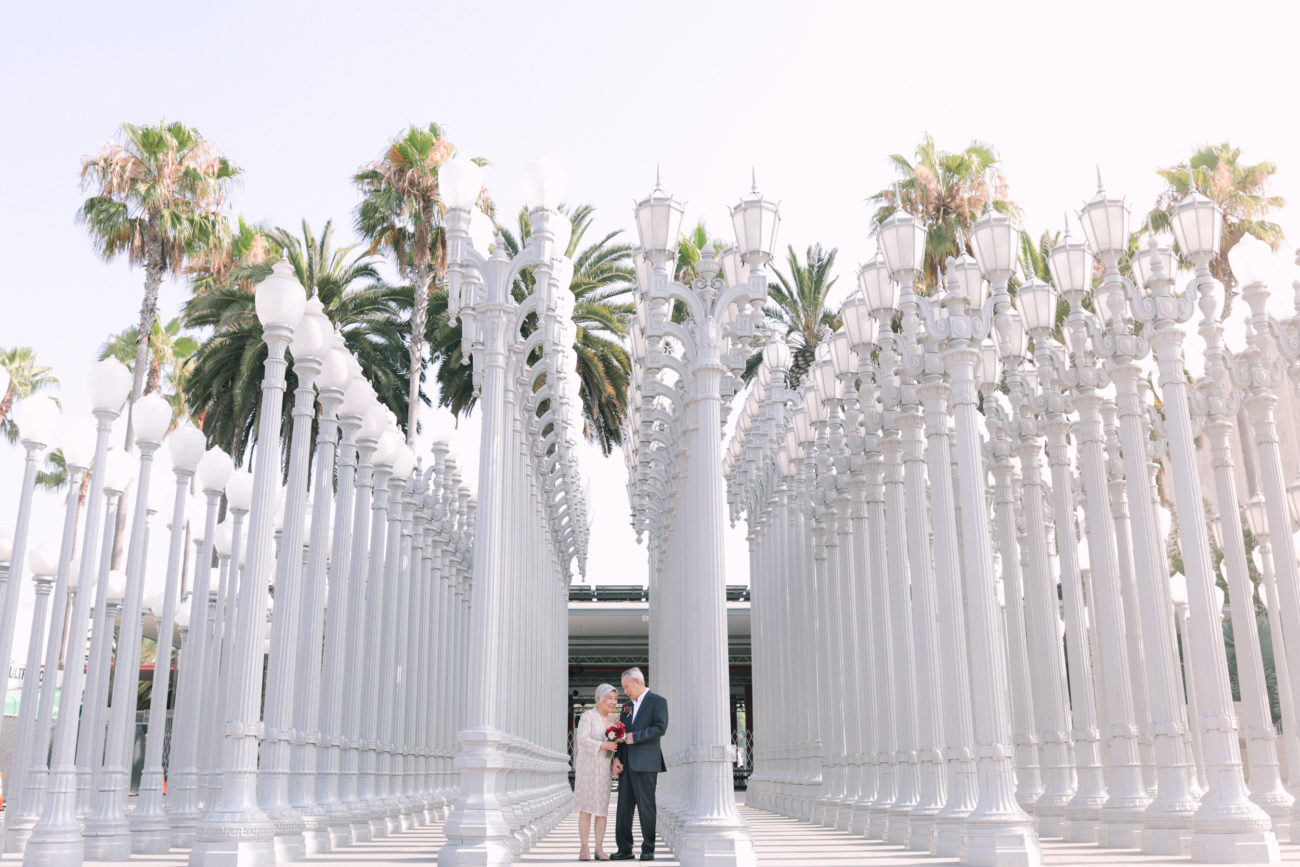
[
  {"x1": 87, "y1": 358, "x2": 133, "y2": 413},
  {"x1": 15, "y1": 394, "x2": 61, "y2": 447},
  {"x1": 1171, "y1": 190, "x2": 1222, "y2": 261},
  {"x1": 1213, "y1": 584, "x2": 1227, "y2": 612},
  {"x1": 877, "y1": 207, "x2": 926, "y2": 280},
  {"x1": 196, "y1": 447, "x2": 234, "y2": 494},
  {"x1": 0, "y1": 525, "x2": 12, "y2": 563},
  {"x1": 375, "y1": 430, "x2": 404, "y2": 467},
  {"x1": 440, "y1": 155, "x2": 484, "y2": 210},
  {"x1": 340, "y1": 375, "x2": 371, "y2": 417},
  {"x1": 62, "y1": 419, "x2": 99, "y2": 471},
  {"x1": 1228, "y1": 234, "x2": 1275, "y2": 289},
  {"x1": 317, "y1": 345, "x2": 351, "y2": 392},
  {"x1": 29, "y1": 541, "x2": 60, "y2": 576},
  {"x1": 291, "y1": 297, "x2": 331, "y2": 362},
  {"x1": 168, "y1": 422, "x2": 206, "y2": 473},
  {"x1": 102, "y1": 449, "x2": 135, "y2": 494},
  {"x1": 1168, "y1": 572, "x2": 1189, "y2": 607},
  {"x1": 255, "y1": 259, "x2": 308, "y2": 331},
  {"x1": 391, "y1": 446, "x2": 416, "y2": 479},
  {"x1": 468, "y1": 208, "x2": 495, "y2": 254},
  {"x1": 360, "y1": 404, "x2": 388, "y2": 442},
  {"x1": 105, "y1": 569, "x2": 128, "y2": 603},
  {"x1": 213, "y1": 519, "x2": 235, "y2": 557},
  {"x1": 523, "y1": 157, "x2": 565, "y2": 210},
  {"x1": 635, "y1": 185, "x2": 685, "y2": 258},
  {"x1": 141, "y1": 573, "x2": 166, "y2": 616},
  {"x1": 66, "y1": 560, "x2": 81, "y2": 589},
  {"x1": 132, "y1": 392, "x2": 173, "y2": 445},
  {"x1": 174, "y1": 596, "x2": 191, "y2": 630},
  {"x1": 856, "y1": 255, "x2": 897, "y2": 315},
  {"x1": 1015, "y1": 278, "x2": 1057, "y2": 334}
]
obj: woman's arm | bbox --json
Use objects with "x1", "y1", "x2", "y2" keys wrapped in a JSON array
[{"x1": 576, "y1": 712, "x2": 603, "y2": 757}]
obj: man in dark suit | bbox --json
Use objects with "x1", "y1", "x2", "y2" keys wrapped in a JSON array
[{"x1": 610, "y1": 667, "x2": 667, "y2": 861}]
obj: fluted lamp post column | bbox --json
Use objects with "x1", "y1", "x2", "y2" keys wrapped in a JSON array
[
  {"x1": 24, "y1": 357, "x2": 134, "y2": 867},
  {"x1": 189, "y1": 258, "x2": 307, "y2": 867},
  {"x1": 1129, "y1": 203, "x2": 1278, "y2": 860},
  {"x1": 5, "y1": 419, "x2": 95, "y2": 854},
  {"x1": 82, "y1": 392, "x2": 174, "y2": 860},
  {"x1": 130, "y1": 420, "x2": 206, "y2": 852},
  {"x1": 908, "y1": 216, "x2": 1041, "y2": 866}
]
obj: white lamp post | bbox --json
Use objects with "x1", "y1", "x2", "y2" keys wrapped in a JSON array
[
  {"x1": 164, "y1": 446, "x2": 232, "y2": 845},
  {"x1": 24, "y1": 358, "x2": 132, "y2": 867},
  {"x1": 190, "y1": 258, "x2": 306, "y2": 867},
  {"x1": 1129, "y1": 222, "x2": 1278, "y2": 860},
  {"x1": 289, "y1": 338, "x2": 350, "y2": 853},
  {"x1": 130, "y1": 420, "x2": 206, "y2": 851},
  {"x1": 6, "y1": 418, "x2": 94, "y2": 854},
  {"x1": 83, "y1": 392, "x2": 172, "y2": 859},
  {"x1": 1015, "y1": 278, "x2": 1110, "y2": 844},
  {"x1": 5, "y1": 542, "x2": 59, "y2": 841},
  {"x1": 439, "y1": 156, "x2": 588, "y2": 866},
  {"x1": 317, "y1": 372, "x2": 367, "y2": 845},
  {"x1": 0, "y1": 393, "x2": 60, "y2": 723},
  {"x1": 258, "y1": 294, "x2": 330, "y2": 862}
]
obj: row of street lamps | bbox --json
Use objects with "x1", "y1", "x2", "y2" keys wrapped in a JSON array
[
  {"x1": 0, "y1": 261, "x2": 480, "y2": 867},
  {"x1": 725, "y1": 184, "x2": 1300, "y2": 865}
]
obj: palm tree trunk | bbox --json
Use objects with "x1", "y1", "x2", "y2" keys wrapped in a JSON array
[
  {"x1": 0, "y1": 388, "x2": 12, "y2": 429},
  {"x1": 406, "y1": 266, "x2": 434, "y2": 443},
  {"x1": 114, "y1": 229, "x2": 165, "y2": 569}
]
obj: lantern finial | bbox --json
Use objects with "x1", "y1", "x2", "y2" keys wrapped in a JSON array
[
  {"x1": 1095, "y1": 165, "x2": 1104, "y2": 193},
  {"x1": 751, "y1": 166, "x2": 758, "y2": 195}
]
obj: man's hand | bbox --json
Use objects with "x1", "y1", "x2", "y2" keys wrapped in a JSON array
[
  {"x1": 612, "y1": 759, "x2": 623, "y2": 776},
  {"x1": 625, "y1": 733, "x2": 634, "y2": 745}
]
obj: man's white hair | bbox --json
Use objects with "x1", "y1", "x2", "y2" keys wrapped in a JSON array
[{"x1": 621, "y1": 667, "x2": 646, "y2": 685}]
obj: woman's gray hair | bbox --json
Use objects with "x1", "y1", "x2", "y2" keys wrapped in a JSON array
[{"x1": 595, "y1": 683, "x2": 616, "y2": 702}]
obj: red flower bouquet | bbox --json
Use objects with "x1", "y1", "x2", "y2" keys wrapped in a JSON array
[{"x1": 605, "y1": 720, "x2": 626, "y2": 743}]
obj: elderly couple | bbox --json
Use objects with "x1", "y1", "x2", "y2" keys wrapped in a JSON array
[{"x1": 572, "y1": 667, "x2": 668, "y2": 861}]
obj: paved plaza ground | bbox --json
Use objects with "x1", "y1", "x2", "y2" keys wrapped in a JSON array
[{"x1": 10, "y1": 795, "x2": 1300, "y2": 866}]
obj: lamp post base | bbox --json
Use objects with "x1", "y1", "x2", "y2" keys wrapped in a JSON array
[
  {"x1": 885, "y1": 805, "x2": 914, "y2": 843},
  {"x1": 187, "y1": 810, "x2": 277, "y2": 867},
  {"x1": 1097, "y1": 816, "x2": 1143, "y2": 849},
  {"x1": 933, "y1": 815, "x2": 967, "y2": 857},
  {"x1": 19, "y1": 834, "x2": 84, "y2": 867},
  {"x1": 1191, "y1": 831, "x2": 1280, "y2": 863},
  {"x1": 4, "y1": 814, "x2": 38, "y2": 853},
  {"x1": 960, "y1": 821, "x2": 1042, "y2": 867},
  {"x1": 676, "y1": 819, "x2": 757, "y2": 867},
  {"x1": 81, "y1": 828, "x2": 131, "y2": 861},
  {"x1": 906, "y1": 813, "x2": 936, "y2": 851},
  {"x1": 847, "y1": 801, "x2": 871, "y2": 836},
  {"x1": 1141, "y1": 825, "x2": 1192, "y2": 855},
  {"x1": 128, "y1": 823, "x2": 173, "y2": 855}
]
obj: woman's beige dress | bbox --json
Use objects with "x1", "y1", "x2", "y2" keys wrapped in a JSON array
[{"x1": 573, "y1": 708, "x2": 614, "y2": 815}]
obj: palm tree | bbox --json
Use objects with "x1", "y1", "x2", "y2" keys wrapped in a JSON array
[
  {"x1": 765, "y1": 244, "x2": 840, "y2": 388},
  {"x1": 0, "y1": 347, "x2": 59, "y2": 443},
  {"x1": 99, "y1": 317, "x2": 198, "y2": 424},
  {"x1": 428, "y1": 204, "x2": 636, "y2": 454},
  {"x1": 869, "y1": 133, "x2": 1016, "y2": 292},
  {"x1": 78, "y1": 121, "x2": 241, "y2": 452},
  {"x1": 1145, "y1": 142, "x2": 1287, "y2": 318},
  {"x1": 1146, "y1": 143, "x2": 1288, "y2": 499},
  {"x1": 183, "y1": 220, "x2": 410, "y2": 464},
  {"x1": 354, "y1": 123, "x2": 486, "y2": 440}
]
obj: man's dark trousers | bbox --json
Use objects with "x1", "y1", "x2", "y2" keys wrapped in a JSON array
[
  {"x1": 614, "y1": 690, "x2": 669, "y2": 857},
  {"x1": 615, "y1": 766, "x2": 657, "y2": 856}
]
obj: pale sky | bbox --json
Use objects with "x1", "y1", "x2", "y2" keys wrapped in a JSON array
[{"x1": 2, "y1": 0, "x2": 1299, "y2": 661}]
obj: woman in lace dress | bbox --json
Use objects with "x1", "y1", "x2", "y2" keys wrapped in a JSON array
[{"x1": 574, "y1": 683, "x2": 620, "y2": 860}]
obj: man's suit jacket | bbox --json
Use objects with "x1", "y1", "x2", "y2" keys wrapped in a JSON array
[{"x1": 617, "y1": 691, "x2": 668, "y2": 773}]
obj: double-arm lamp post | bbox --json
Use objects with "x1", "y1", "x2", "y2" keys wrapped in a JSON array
[{"x1": 623, "y1": 174, "x2": 778, "y2": 867}]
